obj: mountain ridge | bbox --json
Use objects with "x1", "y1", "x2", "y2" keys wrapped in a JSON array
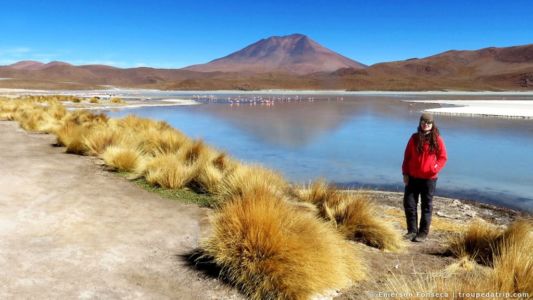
[{"x1": 1, "y1": 36, "x2": 532, "y2": 91}]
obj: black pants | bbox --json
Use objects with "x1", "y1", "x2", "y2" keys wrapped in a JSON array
[{"x1": 403, "y1": 177, "x2": 437, "y2": 235}]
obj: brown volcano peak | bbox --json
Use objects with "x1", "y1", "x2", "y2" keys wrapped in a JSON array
[{"x1": 184, "y1": 34, "x2": 366, "y2": 74}]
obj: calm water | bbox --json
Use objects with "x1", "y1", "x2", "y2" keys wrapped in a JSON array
[{"x1": 107, "y1": 93, "x2": 533, "y2": 212}]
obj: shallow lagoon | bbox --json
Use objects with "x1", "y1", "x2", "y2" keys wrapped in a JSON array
[{"x1": 108, "y1": 93, "x2": 533, "y2": 212}]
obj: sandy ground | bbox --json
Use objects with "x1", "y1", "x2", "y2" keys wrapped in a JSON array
[{"x1": 0, "y1": 121, "x2": 241, "y2": 299}]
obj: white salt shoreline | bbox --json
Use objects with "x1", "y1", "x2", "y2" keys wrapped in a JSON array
[
  {"x1": 65, "y1": 99, "x2": 200, "y2": 110},
  {"x1": 406, "y1": 100, "x2": 533, "y2": 119}
]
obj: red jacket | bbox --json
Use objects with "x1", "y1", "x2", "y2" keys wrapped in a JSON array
[{"x1": 402, "y1": 133, "x2": 447, "y2": 179}]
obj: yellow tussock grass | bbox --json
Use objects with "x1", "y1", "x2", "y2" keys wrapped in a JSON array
[
  {"x1": 299, "y1": 180, "x2": 402, "y2": 251},
  {"x1": 144, "y1": 153, "x2": 200, "y2": 189},
  {"x1": 180, "y1": 139, "x2": 210, "y2": 164},
  {"x1": 190, "y1": 151, "x2": 237, "y2": 195},
  {"x1": 489, "y1": 222, "x2": 533, "y2": 294},
  {"x1": 64, "y1": 110, "x2": 108, "y2": 125},
  {"x1": 47, "y1": 104, "x2": 67, "y2": 120},
  {"x1": 55, "y1": 121, "x2": 91, "y2": 154},
  {"x1": 101, "y1": 146, "x2": 144, "y2": 172},
  {"x1": 212, "y1": 152, "x2": 234, "y2": 172},
  {"x1": 334, "y1": 194, "x2": 403, "y2": 251},
  {"x1": 115, "y1": 115, "x2": 153, "y2": 129},
  {"x1": 203, "y1": 186, "x2": 365, "y2": 300},
  {"x1": 448, "y1": 219, "x2": 532, "y2": 267},
  {"x1": 18, "y1": 110, "x2": 42, "y2": 132},
  {"x1": 114, "y1": 115, "x2": 170, "y2": 131},
  {"x1": 55, "y1": 121, "x2": 78, "y2": 147},
  {"x1": 110, "y1": 97, "x2": 124, "y2": 104},
  {"x1": 0, "y1": 112, "x2": 14, "y2": 121},
  {"x1": 82, "y1": 126, "x2": 122, "y2": 156},
  {"x1": 386, "y1": 221, "x2": 532, "y2": 298},
  {"x1": 217, "y1": 164, "x2": 289, "y2": 203},
  {"x1": 385, "y1": 268, "x2": 489, "y2": 299},
  {"x1": 447, "y1": 219, "x2": 503, "y2": 265},
  {"x1": 137, "y1": 129, "x2": 190, "y2": 156},
  {"x1": 191, "y1": 162, "x2": 224, "y2": 194}
]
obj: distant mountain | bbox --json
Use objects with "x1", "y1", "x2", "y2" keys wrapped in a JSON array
[
  {"x1": 330, "y1": 44, "x2": 533, "y2": 90},
  {"x1": 8, "y1": 60, "x2": 73, "y2": 71},
  {"x1": 185, "y1": 34, "x2": 366, "y2": 74},
  {"x1": 0, "y1": 40, "x2": 532, "y2": 91},
  {"x1": 8, "y1": 61, "x2": 45, "y2": 70}
]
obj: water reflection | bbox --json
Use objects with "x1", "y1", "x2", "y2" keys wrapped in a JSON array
[
  {"x1": 193, "y1": 101, "x2": 363, "y2": 148},
  {"x1": 109, "y1": 95, "x2": 533, "y2": 212}
]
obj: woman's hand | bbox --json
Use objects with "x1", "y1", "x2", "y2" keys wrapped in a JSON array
[{"x1": 403, "y1": 175, "x2": 409, "y2": 186}]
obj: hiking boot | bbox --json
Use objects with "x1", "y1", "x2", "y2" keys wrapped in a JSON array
[
  {"x1": 413, "y1": 233, "x2": 428, "y2": 242},
  {"x1": 403, "y1": 232, "x2": 417, "y2": 240}
]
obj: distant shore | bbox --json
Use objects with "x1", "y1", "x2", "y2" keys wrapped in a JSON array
[
  {"x1": 5, "y1": 87, "x2": 529, "y2": 119},
  {"x1": 2, "y1": 87, "x2": 533, "y2": 96}
]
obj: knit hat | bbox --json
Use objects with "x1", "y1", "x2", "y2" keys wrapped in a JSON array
[{"x1": 420, "y1": 113, "x2": 434, "y2": 123}]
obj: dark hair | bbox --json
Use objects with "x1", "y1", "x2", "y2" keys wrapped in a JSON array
[{"x1": 416, "y1": 121, "x2": 440, "y2": 153}]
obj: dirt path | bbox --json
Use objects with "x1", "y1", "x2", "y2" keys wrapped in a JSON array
[{"x1": 0, "y1": 121, "x2": 241, "y2": 299}]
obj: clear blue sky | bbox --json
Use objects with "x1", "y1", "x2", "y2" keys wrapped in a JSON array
[{"x1": 1, "y1": 0, "x2": 532, "y2": 68}]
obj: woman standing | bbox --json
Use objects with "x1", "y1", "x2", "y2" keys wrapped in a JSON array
[{"x1": 402, "y1": 113, "x2": 447, "y2": 242}]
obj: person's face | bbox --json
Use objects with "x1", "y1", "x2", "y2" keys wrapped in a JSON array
[{"x1": 420, "y1": 119, "x2": 433, "y2": 131}]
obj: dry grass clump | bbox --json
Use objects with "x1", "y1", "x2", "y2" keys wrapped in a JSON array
[
  {"x1": 110, "y1": 97, "x2": 125, "y2": 104},
  {"x1": 191, "y1": 152, "x2": 237, "y2": 195},
  {"x1": 55, "y1": 120, "x2": 96, "y2": 155},
  {"x1": 142, "y1": 140, "x2": 215, "y2": 189},
  {"x1": 489, "y1": 225, "x2": 533, "y2": 294},
  {"x1": 101, "y1": 146, "x2": 144, "y2": 172},
  {"x1": 64, "y1": 110, "x2": 108, "y2": 125},
  {"x1": 17, "y1": 110, "x2": 42, "y2": 132},
  {"x1": 191, "y1": 163, "x2": 225, "y2": 194},
  {"x1": 20, "y1": 94, "x2": 81, "y2": 103},
  {"x1": 52, "y1": 110, "x2": 111, "y2": 155},
  {"x1": 447, "y1": 219, "x2": 504, "y2": 265},
  {"x1": 203, "y1": 186, "x2": 365, "y2": 300},
  {"x1": 64, "y1": 125, "x2": 91, "y2": 154},
  {"x1": 335, "y1": 195, "x2": 403, "y2": 251},
  {"x1": 115, "y1": 115, "x2": 162, "y2": 131},
  {"x1": 0, "y1": 99, "x2": 18, "y2": 120},
  {"x1": 386, "y1": 220, "x2": 532, "y2": 298},
  {"x1": 0, "y1": 107, "x2": 15, "y2": 120},
  {"x1": 144, "y1": 153, "x2": 200, "y2": 189},
  {"x1": 217, "y1": 164, "x2": 289, "y2": 203},
  {"x1": 297, "y1": 180, "x2": 402, "y2": 251},
  {"x1": 82, "y1": 126, "x2": 122, "y2": 156},
  {"x1": 181, "y1": 140, "x2": 209, "y2": 163},
  {"x1": 385, "y1": 266, "x2": 488, "y2": 299},
  {"x1": 8, "y1": 101, "x2": 65, "y2": 134},
  {"x1": 89, "y1": 97, "x2": 99, "y2": 104},
  {"x1": 0, "y1": 112, "x2": 14, "y2": 120},
  {"x1": 55, "y1": 121, "x2": 80, "y2": 147},
  {"x1": 137, "y1": 129, "x2": 190, "y2": 156}
]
